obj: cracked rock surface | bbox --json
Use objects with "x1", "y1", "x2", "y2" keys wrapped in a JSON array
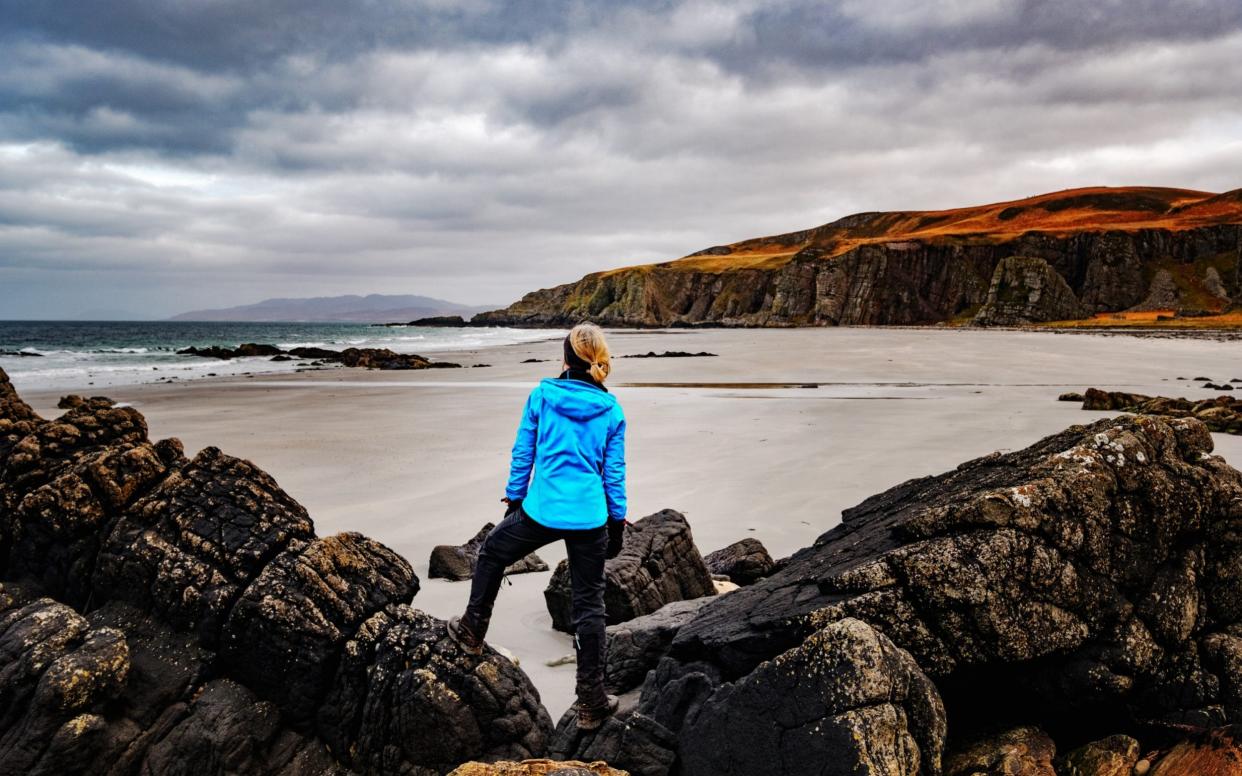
[
  {"x1": 0, "y1": 367, "x2": 551, "y2": 775},
  {"x1": 544, "y1": 510, "x2": 715, "y2": 633},
  {"x1": 553, "y1": 413, "x2": 1242, "y2": 776}
]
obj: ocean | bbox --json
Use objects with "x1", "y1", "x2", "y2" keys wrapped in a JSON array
[{"x1": 0, "y1": 321, "x2": 560, "y2": 393}]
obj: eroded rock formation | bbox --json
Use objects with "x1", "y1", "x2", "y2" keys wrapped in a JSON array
[
  {"x1": 702, "y1": 538, "x2": 775, "y2": 586},
  {"x1": 551, "y1": 413, "x2": 1242, "y2": 776},
  {"x1": 971, "y1": 256, "x2": 1085, "y2": 326},
  {"x1": 543, "y1": 510, "x2": 715, "y2": 633},
  {"x1": 0, "y1": 367, "x2": 550, "y2": 775}
]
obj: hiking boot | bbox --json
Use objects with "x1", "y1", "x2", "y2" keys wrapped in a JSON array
[
  {"x1": 447, "y1": 615, "x2": 484, "y2": 656},
  {"x1": 576, "y1": 693, "x2": 619, "y2": 731}
]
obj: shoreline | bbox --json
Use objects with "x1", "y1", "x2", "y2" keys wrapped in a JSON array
[{"x1": 18, "y1": 326, "x2": 1242, "y2": 716}]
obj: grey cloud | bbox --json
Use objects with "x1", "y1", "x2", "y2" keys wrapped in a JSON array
[{"x1": 0, "y1": 1, "x2": 1240, "y2": 318}]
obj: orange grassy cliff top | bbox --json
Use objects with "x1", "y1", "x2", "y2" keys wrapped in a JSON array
[{"x1": 602, "y1": 186, "x2": 1242, "y2": 276}]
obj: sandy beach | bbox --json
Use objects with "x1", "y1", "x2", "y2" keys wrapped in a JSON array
[{"x1": 18, "y1": 327, "x2": 1242, "y2": 717}]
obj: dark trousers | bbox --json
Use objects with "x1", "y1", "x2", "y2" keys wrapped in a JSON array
[{"x1": 463, "y1": 506, "x2": 609, "y2": 705}]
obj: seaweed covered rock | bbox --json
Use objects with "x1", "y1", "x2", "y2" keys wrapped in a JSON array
[
  {"x1": 429, "y1": 522, "x2": 548, "y2": 581},
  {"x1": 703, "y1": 538, "x2": 775, "y2": 586},
  {"x1": 554, "y1": 414, "x2": 1242, "y2": 775},
  {"x1": 1062, "y1": 735, "x2": 1141, "y2": 776},
  {"x1": 544, "y1": 510, "x2": 715, "y2": 632},
  {"x1": 0, "y1": 367, "x2": 553, "y2": 775}
]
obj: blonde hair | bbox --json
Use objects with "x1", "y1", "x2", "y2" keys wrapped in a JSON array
[{"x1": 568, "y1": 322, "x2": 612, "y2": 384}]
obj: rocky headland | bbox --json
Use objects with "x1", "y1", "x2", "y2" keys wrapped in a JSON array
[
  {"x1": 6, "y1": 363, "x2": 1242, "y2": 775},
  {"x1": 472, "y1": 187, "x2": 1242, "y2": 328}
]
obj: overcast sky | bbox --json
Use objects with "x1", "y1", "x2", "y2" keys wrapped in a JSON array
[{"x1": 2, "y1": 0, "x2": 1241, "y2": 318}]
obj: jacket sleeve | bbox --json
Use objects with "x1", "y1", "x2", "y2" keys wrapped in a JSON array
[
  {"x1": 603, "y1": 408, "x2": 627, "y2": 520},
  {"x1": 505, "y1": 388, "x2": 540, "y2": 500}
]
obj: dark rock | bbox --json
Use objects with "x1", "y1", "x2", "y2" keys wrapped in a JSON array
[
  {"x1": 428, "y1": 523, "x2": 548, "y2": 581},
  {"x1": 605, "y1": 598, "x2": 712, "y2": 695},
  {"x1": 1059, "y1": 391, "x2": 1086, "y2": 402},
  {"x1": 319, "y1": 605, "x2": 553, "y2": 773},
  {"x1": 221, "y1": 532, "x2": 420, "y2": 725},
  {"x1": 235, "y1": 343, "x2": 285, "y2": 357},
  {"x1": 973, "y1": 255, "x2": 1085, "y2": 326},
  {"x1": 945, "y1": 726, "x2": 1056, "y2": 776},
  {"x1": 337, "y1": 347, "x2": 461, "y2": 370},
  {"x1": 93, "y1": 446, "x2": 317, "y2": 644},
  {"x1": 702, "y1": 538, "x2": 775, "y2": 585},
  {"x1": 0, "y1": 366, "x2": 555, "y2": 774},
  {"x1": 0, "y1": 350, "x2": 41, "y2": 357},
  {"x1": 555, "y1": 415, "x2": 1242, "y2": 773},
  {"x1": 1062, "y1": 734, "x2": 1140, "y2": 776},
  {"x1": 287, "y1": 346, "x2": 342, "y2": 359},
  {"x1": 176, "y1": 345, "x2": 240, "y2": 359},
  {"x1": 270, "y1": 355, "x2": 294, "y2": 362},
  {"x1": 522, "y1": 358, "x2": 548, "y2": 363},
  {"x1": 680, "y1": 618, "x2": 946, "y2": 776},
  {"x1": 544, "y1": 510, "x2": 715, "y2": 633},
  {"x1": 410, "y1": 316, "x2": 468, "y2": 326},
  {"x1": 1079, "y1": 388, "x2": 1242, "y2": 435}
]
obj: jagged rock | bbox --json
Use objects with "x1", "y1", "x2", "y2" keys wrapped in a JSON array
[
  {"x1": 221, "y1": 532, "x2": 420, "y2": 725},
  {"x1": 702, "y1": 538, "x2": 775, "y2": 585},
  {"x1": 605, "y1": 598, "x2": 712, "y2": 695},
  {"x1": 93, "y1": 446, "x2": 317, "y2": 644},
  {"x1": 680, "y1": 618, "x2": 946, "y2": 776},
  {"x1": 1131, "y1": 269, "x2": 1183, "y2": 312},
  {"x1": 945, "y1": 726, "x2": 1056, "y2": 776},
  {"x1": 287, "y1": 347, "x2": 341, "y2": 359},
  {"x1": 337, "y1": 347, "x2": 461, "y2": 370},
  {"x1": 973, "y1": 256, "x2": 1086, "y2": 326},
  {"x1": 0, "y1": 367, "x2": 554, "y2": 774},
  {"x1": 449, "y1": 759, "x2": 627, "y2": 776},
  {"x1": 319, "y1": 604, "x2": 553, "y2": 773},
  {"x1": 554, "y1": 414, "x2": 1242, "y2": 774},
  {"x1": 1063, "y1": 734, "x2": 1140, "y2": 776},
  {"x1": 0, "y1": 592, "x2": 130, "y2": 775},
  {"x1": 1079, "y1": 388, "x2": 1242, "y2": 434},
  {"x1": 1148, "y1": 724, "x2": 1242, "y2": 775},
  {"x1": 544, "y1": 510, "x2": 715, "y2": 633},
  {"x1": 429, "y1": 523, "x2": 548, "y2": 581}
]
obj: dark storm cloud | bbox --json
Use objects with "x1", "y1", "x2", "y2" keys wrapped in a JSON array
[{"x1": 0, "y1": 1, "x2": 1240, "y2": 318}]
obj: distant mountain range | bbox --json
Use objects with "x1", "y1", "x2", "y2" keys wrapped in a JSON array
[
  {"x1": 475, "y1": 186, "x2": 1242, "y2": 327},
  {"x1": 169, "y1": 294, "x2": 494, "y2": 323}
]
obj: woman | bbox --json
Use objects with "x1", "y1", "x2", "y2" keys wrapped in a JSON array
[{"x1": 449, "y1": 322, "x2": 627, "y2": 730}]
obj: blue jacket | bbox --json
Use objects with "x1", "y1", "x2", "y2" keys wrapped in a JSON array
[{"x1": 506, "y1": 376, "x2": 626, "y2": 530}]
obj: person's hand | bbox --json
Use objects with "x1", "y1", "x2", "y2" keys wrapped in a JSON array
[
  {"x1": 502, "y1": 497, "x2": 523, "y2": 520},
  {"x1": 606, "y1": 518, "x2": 628, "y2": 559}
]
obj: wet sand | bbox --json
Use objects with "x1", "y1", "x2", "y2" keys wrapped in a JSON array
[{"x1": 20, "y1": 327, "x2": 1242, "y2": 717}]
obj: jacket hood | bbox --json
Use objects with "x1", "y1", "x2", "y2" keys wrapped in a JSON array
[{"x1": 539, "y1": 377, "x2": 616, "y2": 421}]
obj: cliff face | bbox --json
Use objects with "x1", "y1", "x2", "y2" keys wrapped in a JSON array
[{"x1": 475, "y1": 187, "x2": 1242, "y2": 327}]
